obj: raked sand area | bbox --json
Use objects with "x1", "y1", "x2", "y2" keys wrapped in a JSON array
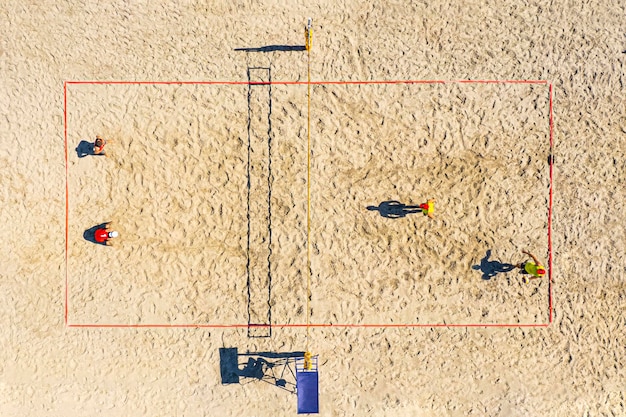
[{"x1": 1, "y1": 1, "x2": 625, "y2": 416}]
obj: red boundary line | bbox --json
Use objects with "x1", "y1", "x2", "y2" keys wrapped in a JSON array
[
  {"x1": 64, "y1": 79, "x2": 552, "y2": 329},
  {"x1": 65, "y1": 79, "x2": 547, "y2": 86},
  {"x1": 67, "y1": 323, "x2": 549, "y2": 328}
]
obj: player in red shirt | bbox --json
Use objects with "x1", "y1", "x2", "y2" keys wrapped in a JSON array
[
  {"x1": 93, "y1": 136, "x2": 106, "y2": 156},
  {"x1": 94, "y1": 222, "x2": 119, "y2": 246}
]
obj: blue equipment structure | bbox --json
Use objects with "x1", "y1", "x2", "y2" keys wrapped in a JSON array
[{"x1": 295, "y1": 354, "x2": 319, "y2": 414}]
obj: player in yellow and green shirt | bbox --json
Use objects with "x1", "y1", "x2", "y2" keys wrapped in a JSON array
[
  {"x1": 419, "y1": 198, "x2": 435, "y2": 219},
  {"x1": 515, "y1": 250, "x2": 547, "y2": 284}
]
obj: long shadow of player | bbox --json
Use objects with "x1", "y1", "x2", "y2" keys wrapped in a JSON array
[
  {"x1": 472, "y1": 249, "x2": 515, "y2": 280},
  {"x1": 76, "y1": 140, "x2": 95, "y2": 158},
  {"x1": 367, "y1": 200, "x2": 422, "y2": 219}
]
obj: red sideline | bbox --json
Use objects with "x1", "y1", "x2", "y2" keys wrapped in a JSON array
[
  {"x1": 68, "y1": 323, "x2": 549, "y2": 329},
  {"x1": 64, "y1": 79, "x2": 548, "y2": 86}
]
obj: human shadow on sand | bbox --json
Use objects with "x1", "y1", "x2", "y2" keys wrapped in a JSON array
[
  {"x1": 76, "y1": 140, "x2": 105, "y2": 158},
  {"x1": 76, "y1": 140, "x2": 95, "y2": 158},
  {"x1": 472, "y1": 250, "x2": 515, "y2": 280},
  {"x1": 367, "y1": 200, "x2": 422, "y2": 219},
  {"x1": 83, "y1": 223, "x2": 109, "y2": 245}
]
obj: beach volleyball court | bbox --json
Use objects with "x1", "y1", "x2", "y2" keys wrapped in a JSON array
[{"x1": 64, "y1": 80, "x2": 552, "y2": 327}]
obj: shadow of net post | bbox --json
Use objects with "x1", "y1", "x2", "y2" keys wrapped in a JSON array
[
  {"x1": 234, "y1": 45, "x2": 306, "y2": 53},
  {"x1": 219, "y1": 348, "x2": 304, "y2": 393}
]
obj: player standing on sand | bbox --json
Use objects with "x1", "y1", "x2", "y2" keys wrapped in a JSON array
[
  {"x1": 515, "y1": 250, "x2": 546, "y2": 283},
  {"x1": 94, "y1": 222, "x2": 119, "y2": 246},
  {"x1": 419, "y1": 198, "x2": 435, "y2": 219},
  {"x1": 93, "y1": 135, "x2": 110, "y2": 156}
]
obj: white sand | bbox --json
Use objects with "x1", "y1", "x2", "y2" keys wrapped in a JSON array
[{"x1": 1, "y1": 0, "x2": 625, "y2": 416}]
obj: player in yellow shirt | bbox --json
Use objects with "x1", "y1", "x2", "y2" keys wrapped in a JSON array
[
  {"x1": 419, "y1": 198, "x2": 435, "y2": 219},
  {"x1": 515, "y1": 250, "x2": 547, "y2": 283}
]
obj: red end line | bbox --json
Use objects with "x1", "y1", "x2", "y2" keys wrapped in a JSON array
[
  {"x1": 548, "y1": 83, "x2": 554, "y2": 324},
  {"x1": 67, "y1": 323, "x2": 549, "y2": 329},
  {"x1": 64, "y1": 81, "x2": 69, "y2": 326},
  {"x1": 64, "y1": 79, "x2": 548, "y2": 86}
]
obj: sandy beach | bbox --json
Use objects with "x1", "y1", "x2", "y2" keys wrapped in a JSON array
[{"x1": 1, "y1": 0, "x2": 625, "y2": 415}]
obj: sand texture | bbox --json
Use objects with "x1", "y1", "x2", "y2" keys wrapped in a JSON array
[{"x1": 1, "y1": 0, "x2": 625, "y2": 416}]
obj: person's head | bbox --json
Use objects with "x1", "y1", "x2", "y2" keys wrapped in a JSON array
[
  {"x1": 95, "y1": 137, "x2": 104, "y2": 147},
  {"x1": 419, "y1": 203, "x2": 429, "y2": 210},
  {"x1": 108, "y1": 231, "x2": 119, "y2": 239},
  {"x1": 537, "y1": 268, "x2": 546, "y2": 276}
]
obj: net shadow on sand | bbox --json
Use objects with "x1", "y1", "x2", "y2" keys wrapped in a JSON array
[{"x1": 246, "y1": 67, "x2": 274, "y2": 338}]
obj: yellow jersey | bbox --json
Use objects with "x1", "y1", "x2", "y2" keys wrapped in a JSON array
[
  {"x1": 422, "y1": 200, "x2": 434, "y2": 215},
  {"x1": 525, "y1": 262, "x2": 545, "y2": 277}
]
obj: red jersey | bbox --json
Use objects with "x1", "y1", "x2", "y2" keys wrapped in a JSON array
[
  {"x1": 94, "y1": 139, "x2": 106, "y2": 154},
  {"x1": 95, "y1": 228, "x2": 109, "y2": 243}
]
